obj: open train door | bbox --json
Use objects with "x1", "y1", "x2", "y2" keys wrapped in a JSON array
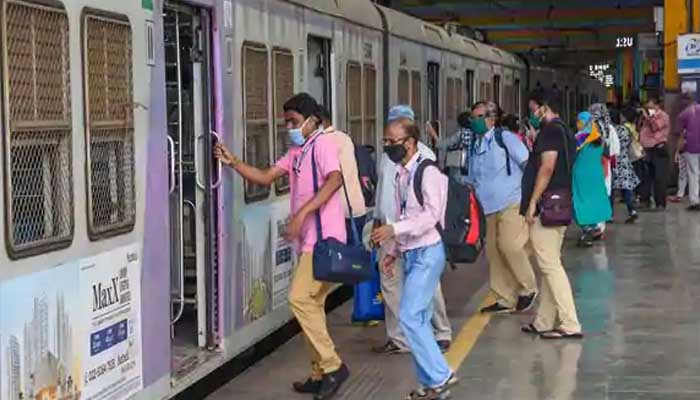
[{"x1": 164, "y1": 0, "x2": 221, "y2": 380}]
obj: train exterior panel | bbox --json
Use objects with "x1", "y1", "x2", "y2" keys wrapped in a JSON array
[{"x1": 0, "y1": 0, "x2": 605, "y2": 399}]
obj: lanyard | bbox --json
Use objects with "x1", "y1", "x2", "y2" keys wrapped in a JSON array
[
  {"x1": 398, "y1": 155, "x2": 423, "y2": 216},
  {"x1": 292, "y1": 129, "x2": 323, "y2": 174}
]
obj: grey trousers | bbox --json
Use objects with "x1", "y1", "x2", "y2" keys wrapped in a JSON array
[{"x1": 378, "y1": 247, "x2": 453, "y2": 350}]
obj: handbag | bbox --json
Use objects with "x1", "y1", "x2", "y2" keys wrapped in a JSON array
[
  {"x1": 351, "y1": 250, "x2": 385, "y2": 322},
  {"x1": 311, "y1": 147, "x2": 373, "y2": 284},
  {"x1": 539, "y1": 120, "x2": 574, "y2": 227}
]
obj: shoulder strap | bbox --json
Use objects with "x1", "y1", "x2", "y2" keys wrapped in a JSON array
[
  {"x1": 413, "y1": 159, "x2": 439, "y2": 207},
  {"x1": 550, "y1": 120, "x2": 572, "y2": 174},
  {"x1": 494, "y1": 128, "x2": 512, "y2": 176},
  {"x1": 311, "y1": 147, "x2": 323, "y2": 240}
]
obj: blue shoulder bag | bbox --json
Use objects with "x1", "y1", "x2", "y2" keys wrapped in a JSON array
[{"x1": 311, "y1": 147, "x2": 373, "y2": 284}]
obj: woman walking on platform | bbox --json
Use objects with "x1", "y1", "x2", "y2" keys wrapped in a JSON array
[{"x1": 610, "y1": 108, "x2": 640, "y2": 223}]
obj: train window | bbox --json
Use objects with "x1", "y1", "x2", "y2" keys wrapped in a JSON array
[
  {"x1": 465, "y1": 70, "x2": 474, "y2": 106},
  {"x1": 273, "y1": 48, "x2": 294, "y2": 194},
  {"x1": 83, "y1": 14, "x2": 136, "y2": 240},
  {"x1": 346, "y1": 62, "x2": 363, "y2": 144},
  {"x1": 243, "y1": 43, "x2": 271, "y2": 201},
  {"x1": 446, "y1": 77, "x2": 455, "y2": 121},
  {"x1": 411, "y1": 70, "x2": 422, "y2": 123},
  {"x1": 456, "y1": 78, "x2": 464, "y2": 115},
  {"x1": 2, "y1": 1, "x2": 73, "y2": 256},
  {"x1": 363, "y1": 65, "x2": 377, "y2": 145},
  {"x1": 492, "y1": 75, "x2": 501, "y2": 104},
  {"x1": 398, "y1": 69, "x2": 410, "y2": 105}
]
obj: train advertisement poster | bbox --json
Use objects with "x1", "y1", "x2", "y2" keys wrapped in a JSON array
[
  {"x1": 270, "y1": 205, "x2": 294, "y2": 311},
  {"x1": 0, "y1": 244, "x2": 143, "y2": 400},
  {"x1": 78, "y1": 243, "x2": 143, "y2": 400}
]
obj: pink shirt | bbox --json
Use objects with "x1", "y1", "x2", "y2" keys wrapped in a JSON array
[
  {"x1": 639, "y1": 110, "x2": 670, "y2": 148},
  {"x1": 276, "y1": 130, "x2": 346, "y2": 253},
  {"x1": 388, "y1": 152, "x2": 447, "y2": 256}
]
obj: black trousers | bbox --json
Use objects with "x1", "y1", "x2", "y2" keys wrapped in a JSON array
[{"x1": 640, "y1": 144, "x2": 670, "y2": 208}]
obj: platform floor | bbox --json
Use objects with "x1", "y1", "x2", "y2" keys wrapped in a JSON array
[{"x1": 208, "y1": 204, "x2": 700, "y2": 400}]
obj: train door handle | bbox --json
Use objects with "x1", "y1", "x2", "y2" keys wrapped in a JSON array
[
  {"x1": 195, "y1": 134, "x2": 206, "y2": 190},
  {"x1": 167, "y1": 136, "x2": 176, "y2": 194},
  {"x1": 211, "y1": 130, "x2": 223, "y2": 189}
]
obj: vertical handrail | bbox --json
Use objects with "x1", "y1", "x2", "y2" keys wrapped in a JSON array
[
  {"x1": 195, "y1": 134, "x2": 206, "y2": 190},
  {"x1": 167, "y1": 136, "x2": 176, "y2": 194}
]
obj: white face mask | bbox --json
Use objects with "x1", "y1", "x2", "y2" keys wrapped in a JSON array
[{"x1": 648, "y1": 108, "x2": 657, "y2": 117}]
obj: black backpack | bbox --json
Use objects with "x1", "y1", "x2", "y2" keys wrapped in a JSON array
[
  {"x1": 354, "y1": 144, "x2": 377, "y2": 207},
  {"x1": 413, "y1": 160, "x2": 486, "y2": 265}
]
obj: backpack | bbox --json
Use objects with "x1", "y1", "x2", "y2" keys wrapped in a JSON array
[
  {"x1": 354, "y1": 144, "x2": 377, "y2": 207},
  {"x1": 413, "y1": 160, "x2": 486, "y2": 265}
]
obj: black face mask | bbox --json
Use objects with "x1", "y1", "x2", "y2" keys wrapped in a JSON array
[{"x1": 384, "y1": 144, "x2": 407, "y2": 164}]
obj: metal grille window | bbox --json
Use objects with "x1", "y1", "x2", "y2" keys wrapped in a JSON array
[
  {"x1": 346, "y1": 62, "x2": 362, "y2": 144},
  {"x1": 2, "y1": 1, "x2": 73, "y2": 255},
  {"x1": 83, "y1": 14, "x2": 136, "y2": 239},
  {"x1": 411, "y1": 71, "x2": 422, "y2": 123},
  {"x1": 398, "y1": 69, "x2": 409, "y2": 105},
  {"x1": 243, "y1": 43, "x2": 271, "y2": 201},
  {"x1": 363, "y1": 65, "x2": 376, "y2": 145},
  {"x1": 465, "y1": 70, "x2": 474, "y2": 107},
  {"x1": 493, "y1": 75, "x2": 501, "y2": 104},
  {"x1": 456, "y1": 78, "x2": 464, "y2": 115},
  {"x1": 446, "y1": 77, "x2": 455, "y2": 120},
  {"x1": 273, "y1": 49, "x2": 293, "y2": 195}
]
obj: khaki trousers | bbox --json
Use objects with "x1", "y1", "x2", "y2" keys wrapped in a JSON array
[
  {"x1": 485, "y1": 204, "x2": 537, "y2": 307},
  {"x1": 529, "y1": 218, "x2": 581, "y2": 332},
  {"x1": 288, "y1": 253, "x2": 343, "y2": 379},
  {"x1": 378, "y1": 247, "x2": 452, "y2": 351}
]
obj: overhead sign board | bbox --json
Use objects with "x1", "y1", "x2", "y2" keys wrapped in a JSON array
[{"x1": 678, "y1": 34, "x2": 700, "y2": 74}]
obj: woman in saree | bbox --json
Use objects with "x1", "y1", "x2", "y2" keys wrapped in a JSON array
[{"x1": 572, "y1": 111, "x2": 613, "y2": 247}]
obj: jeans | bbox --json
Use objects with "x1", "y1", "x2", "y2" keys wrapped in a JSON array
[
  {"x1": 399, "y1": 242, "x2": 452, "y2": 388},
  {"x1": 622, "y1": 189, "x2": 636, "y2": 215}
]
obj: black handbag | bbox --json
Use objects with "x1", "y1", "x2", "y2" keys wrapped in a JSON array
[{"x1": 310, "y1": 147, "x2": 372, "y2": 284}]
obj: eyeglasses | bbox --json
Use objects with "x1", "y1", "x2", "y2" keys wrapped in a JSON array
[{"x1": 382, "y1": 137, "x2": 409, "y2": 146}]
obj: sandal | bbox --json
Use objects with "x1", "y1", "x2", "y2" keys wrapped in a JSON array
[
  {"x1": 404, "y1": 388, "x2": 451, "y2": 400},
  {"x1": 521, "y1": 323, "x2": 547, "y2": 334},
  {"x1": 540, "y1": 329, "x2": 584, "y2": 340}
]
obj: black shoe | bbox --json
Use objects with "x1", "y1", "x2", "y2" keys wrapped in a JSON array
[
  {"x1": 314, "y1": 364, "x2": 350, "y2": 400},
  {"x1": 688, "y1": 204, "x2": 700, "y2": 211},
  {"x1": 372, "y1": 341, "x2": 406, "y2": 355},
  {"x1": 577, "y1": 235, "x2": 593, "y2": 247},
  {"x1": 480, "y1": 302, "x2": 513, "y2": 314},
  {"x1": 516, "y1": 292, "x2": 537, "y2": 312},
  {"x1": 625, "y1": 213, "x2": 639, "y2": 224},
  {"x1": 293, "y1": 378, "x2": 322, "y2": 394},
  {"x1": 437, "y1": 340, "x2": 451, "y2": 353}
]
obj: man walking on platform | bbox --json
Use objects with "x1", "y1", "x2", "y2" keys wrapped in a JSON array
[
  {"x1": 520, "y1": 91, "x2": 583, "y2": 339},
  {"x1": 214, "y1": 93, "x2": 349, "y2": 400},
  {"x1": 677, "y1": 93, "x2": 700, "y2": 211},
  {"x1": 639, "y1": 97, "x2": 671, "y2": 211},
  {"x1": 371, "y1": 117, "x2": 457, "y2": 400},
  {"x1": 462, "y1": 102, "x2": 538, "y2": 314},
  {"x1": 372, "y1": 105, "x2": 452, "y2": 356}
]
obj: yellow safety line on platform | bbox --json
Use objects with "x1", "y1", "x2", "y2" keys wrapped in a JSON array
[{"x1": 444, "y1": 293, "x2": 496, "y2": 370}]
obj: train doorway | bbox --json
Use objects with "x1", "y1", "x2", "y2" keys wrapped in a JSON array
[
  {"x1": 427, "y1": 62, "x2": 440, "y2": 136},
  {"x1": 307, "y1": 35, "x2": 333, "y2": 113},
  {"x1": 163, "y1": 1, "x2": 221, "y2": 381}
]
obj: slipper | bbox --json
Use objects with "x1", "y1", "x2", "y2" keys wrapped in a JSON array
[
  {"x1": 521, "y1": 323, "x2": 544, "y2": 334},
  {"x1": 540, "y1": 329, "x2": 584, "y2": 340}
]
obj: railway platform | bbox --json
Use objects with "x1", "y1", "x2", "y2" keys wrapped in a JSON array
[{"x1": 207, "y1": 204, "x2": 700, "y2": 400}]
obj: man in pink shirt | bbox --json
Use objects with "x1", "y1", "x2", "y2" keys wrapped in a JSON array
[
  {"x1": 214, "y1": 93, "x2": 349, "y2": 400},
  {"x1": 639, "y1": 97, "x2": 671, "y2": 210},
  {"x1": 371, "y1": 118, "x2": 457, "y2": 400}
]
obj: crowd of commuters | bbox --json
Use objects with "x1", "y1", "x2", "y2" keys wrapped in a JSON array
[{"x1": 212, "y1": 87, "x2": 698, "y2": 400}]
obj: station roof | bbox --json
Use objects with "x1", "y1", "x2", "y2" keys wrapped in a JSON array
[{"x1": 391, "y1": 0, "x2": 662, "y2": 66}]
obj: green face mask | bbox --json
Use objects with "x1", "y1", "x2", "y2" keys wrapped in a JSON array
[
  {"x1": 529, "y1": 113, "x2": 542, "y2": 129},
  {"x1": 472, "y1": 117, "x2": 489, "y2": 135}
]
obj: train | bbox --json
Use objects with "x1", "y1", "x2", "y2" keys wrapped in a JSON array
[{"x1": 0, "y1": 0, "x2": 605, "y2": 399}]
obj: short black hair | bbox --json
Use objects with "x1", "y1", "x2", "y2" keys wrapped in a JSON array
[
  {"x1": 540, "y1": 89, "x2": 563, "y2": 114},
  {"x1": 646, "y1": 96, "x2": 660, "y2": 106},
  {"x1": 609, "y1": 108, "x2": 621, "y2": 125},
  {"x1": 528, "y1": 91, "x2": 544, "y2": 107},
  {"x1": 457, "y1": 111, "x2": 471, "y2": 128},
  {"x1": 318, "y1": 107, "x2": 331, "y2": 125},
  {"x1": 501, "y1": 114, "x2": 519, "y2": 132},
  {"x1": 471, "y1": 101, "x2": 487, "y2": 110},
  {"x1": 621, "y1": 106, "x2": 638, "y2": 123},
  {"x1": 283, "y1": 92, "x2": 321, "y2": 119}
]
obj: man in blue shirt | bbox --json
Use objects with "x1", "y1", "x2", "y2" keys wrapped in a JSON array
[{"x1": 466, "y1": 103, "x2": 538, "y2": 314}]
